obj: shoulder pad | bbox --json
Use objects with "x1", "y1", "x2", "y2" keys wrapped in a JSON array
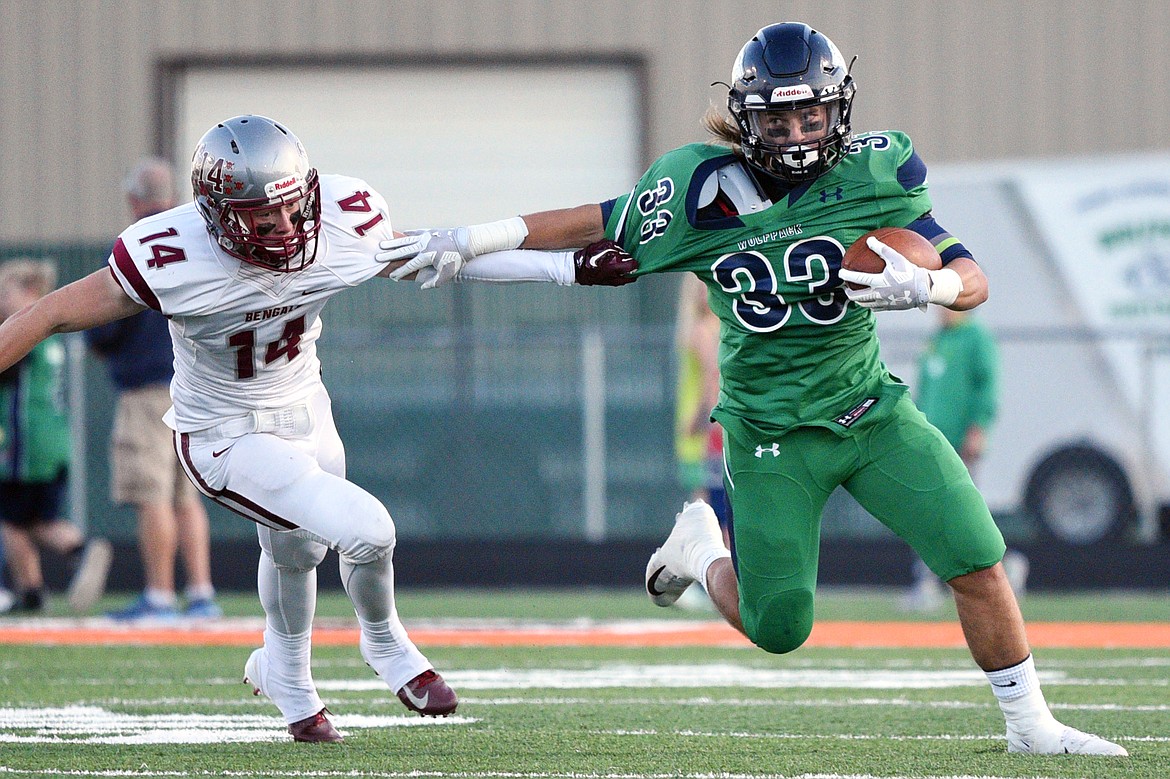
[
  {"x1": 319, "y1": 174, "x2": 393, "y2": 240},
  {"x1": 697, "y1": 160, "x2": 772, "y2": 214}
]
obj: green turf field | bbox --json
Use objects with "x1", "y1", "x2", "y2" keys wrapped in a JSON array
[{"x1": 0, "y1": 587, "x2": 1166, "y2": 778}]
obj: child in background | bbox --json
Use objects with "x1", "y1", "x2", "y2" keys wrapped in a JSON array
[{"x1": 0, "y1": 259, "x2": 111, "y2": 613}]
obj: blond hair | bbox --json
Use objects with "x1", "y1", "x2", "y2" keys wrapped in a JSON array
[
  {"x1": 702, "y1": 104, "x2": 743, "y2": 153},
  {"x1": 0, "y1": 258, "x2": 57, "y2": 298}
]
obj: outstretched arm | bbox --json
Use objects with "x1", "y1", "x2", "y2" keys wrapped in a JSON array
[
  {"x1": 519, "y1": 204, "x2": 606, "y2": 249},
  {"x1": 0, "y1": 268, "x2": 145, "y2": 372},
  {"x1": 380, "y1": 204, "x2": 610, "y2": 287}
]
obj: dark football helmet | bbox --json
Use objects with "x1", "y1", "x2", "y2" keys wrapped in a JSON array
[
  {"x1": 191, "y1": 115, "x2": 321, "y2": 272},
  {"x1": 727, "y1": 23, "x2": 856, "y2": 183}
]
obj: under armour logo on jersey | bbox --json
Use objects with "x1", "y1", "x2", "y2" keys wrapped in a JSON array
[
  {"x1": 754, "y1": 443, "x2": 780, "y2": 458},
  {"x1": 819, "y1": 187, "x2": 844, "y2": 203},
  {"x1": 835, "y1": 397, "x2": 878, "y2": 428}
]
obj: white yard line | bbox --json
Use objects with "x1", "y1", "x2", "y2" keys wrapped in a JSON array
[{"x1": 0, "y1": 770, "x2": 1108, "y2": 779}]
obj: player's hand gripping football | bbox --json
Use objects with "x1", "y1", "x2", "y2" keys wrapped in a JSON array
[
  {"x1": 378, "y1": 228, "x2": 475, "y2": 290},
  {"x1": 839, "y1": 236, "x2": 931, "y2": 311},
  {"x1": 573, "y1": 240, "x2": 638, "y2": 286}
]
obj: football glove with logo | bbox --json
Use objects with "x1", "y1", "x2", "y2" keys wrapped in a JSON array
[
  {"x1": 573, "y1": 240, "x2": 638, "y2": 286},
  {"x1": 841, "y1": 236, "x2": 936, "y2": 311}
]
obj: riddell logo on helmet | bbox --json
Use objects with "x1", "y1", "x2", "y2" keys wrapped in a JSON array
[
  {"x1": 771, "y1": 85, "x2": 814, "y2": 101},
  {"x1": 265, "y1": 176, "x2": 303, "y2": 197}
]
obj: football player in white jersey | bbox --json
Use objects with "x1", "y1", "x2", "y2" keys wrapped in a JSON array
[{"x1": 0, "y1": 114, "x2": 637, "y2": 743}]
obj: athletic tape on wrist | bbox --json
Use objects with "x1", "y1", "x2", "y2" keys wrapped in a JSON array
[
  {"x1": 927, "y1": 267, "x2": 963, "y2": 306},
  {"x1": 467, "y1": 216, "x2": 529, "y2": 256}
]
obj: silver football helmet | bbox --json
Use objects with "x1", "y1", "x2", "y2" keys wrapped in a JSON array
[{"x1": 191, "y1": 115, "x2": 321, "y2": 272}]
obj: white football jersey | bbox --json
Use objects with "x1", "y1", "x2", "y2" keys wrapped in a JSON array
[{"x1": 107, "y1": 174, "x2": 395, "y2": 432}]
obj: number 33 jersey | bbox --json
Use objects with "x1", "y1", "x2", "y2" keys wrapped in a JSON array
[
  {"x1": 603, "y1": 131, "x2": 935, "y2": 434},
  {"x1": 107, "y1": 174, "x2": 394, "y2": 433}
]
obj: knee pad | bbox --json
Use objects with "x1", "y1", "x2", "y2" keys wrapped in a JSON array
[
  {"x1": 259, "y1": 527, "x2": 329, "y2": 572},
  {"x1": 746, "y1": 587, "x2": 815, "y2": 655},
  {"x1": 336, "y1": 493, "x2": 396, "y2": 566}
]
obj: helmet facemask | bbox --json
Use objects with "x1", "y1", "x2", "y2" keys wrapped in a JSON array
[
  {"x1": 737, "y1": 99, "x2": 850, "y2": 183},
  {"x1": 212, "y1": 171, "x2": 321, "y2": 273}
]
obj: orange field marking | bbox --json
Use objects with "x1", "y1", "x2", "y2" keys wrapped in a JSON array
[{"x1": 0, "y1": 620, "x2": 1166, "y2": 648}]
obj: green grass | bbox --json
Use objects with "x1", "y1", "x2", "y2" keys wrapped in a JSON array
[{"x1": 0, "y1": 587, "x2": 1166, "y2": 778}]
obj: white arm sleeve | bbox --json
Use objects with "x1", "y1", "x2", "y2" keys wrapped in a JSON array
[{"x1": 432, "y1": 249, "x2": 577, "y2": 286}]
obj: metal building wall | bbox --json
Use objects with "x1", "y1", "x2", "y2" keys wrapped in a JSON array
[{"x1": 3, "y1": 0, "x2": 1169, "y2": 244}]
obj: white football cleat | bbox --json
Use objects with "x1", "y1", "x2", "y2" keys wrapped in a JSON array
[
  {"x1": 645, "y1": 501, "x2": 728, "y2": 607},
  {"x1": 1007, "y1": 722, "x2": 1128, "y2": 756}
]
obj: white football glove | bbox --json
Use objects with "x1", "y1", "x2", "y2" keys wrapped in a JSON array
[
  {"x1": 378, "y1": 227, "x2": 475, "y2": 290},
  {"x1": 839, "y1": 236, "x2": 932, "y2": 311}
]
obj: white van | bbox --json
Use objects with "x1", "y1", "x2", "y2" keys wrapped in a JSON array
[{"x1": 873, "y1": 153, "x2": 1170, "y2": 546}]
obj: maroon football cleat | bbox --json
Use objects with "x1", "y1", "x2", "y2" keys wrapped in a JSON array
[
  {"x1": 396, "y1": 669, "x2": 458, "y2": 716},
  {"x1": 288, "y1": 708, "x2": 343, "y2": 743}
]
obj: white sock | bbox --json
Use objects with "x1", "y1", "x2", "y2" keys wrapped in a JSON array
[
  {"x1": 185, "y1": 583, "x2": 215, "y2": 601},
  {"x1": 143, "y1": 588, "x2": 176, "y2": 607},
  {"x1": 340, "y1": 555, "x2": 429, "y2": 693},
  {"x1": 679, "y1": 502, "x2": 730, "y2": 583},
  {"x1": 987, "y1": 655, "x2": 1058, "y2": 731},
  {"x1": 695, "y1": 547, "x2": 731, "y2": 588},
  {"x1": 261, "y1": 625, "x2": 325, "y2": 723},
  {"x1": 986, "y1": 654, "x2": 1039, "y2": 701}
]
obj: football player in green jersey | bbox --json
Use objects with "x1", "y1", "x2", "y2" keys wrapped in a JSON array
[{"x1": 380, "y1": 22, "x2": 1126, "y2": 756}]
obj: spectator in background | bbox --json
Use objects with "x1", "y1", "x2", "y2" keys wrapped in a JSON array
[
  {"x1": 0, "y1": 500, "x2": 13, "y2": 612},
  {"x1": 673, "y1": 273, "x2": 727, "y2": 611},
  {"x1": 0, "y1": 259, "x2": 111, "y2": 614},
  {"x1": 87, "y1": 158, "x2": 220, "y2": 621},
  {"x1": 904, "y1": 307, "x2": 1027, "y2": 610}
]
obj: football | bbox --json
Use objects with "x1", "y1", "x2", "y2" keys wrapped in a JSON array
[{"x1": 841, "y1": 227, "x2": 941, "y2": 289}]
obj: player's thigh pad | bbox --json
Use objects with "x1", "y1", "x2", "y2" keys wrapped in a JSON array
[
  {"x1": 182, "y1": 431, "x2": 395, "y2": 565},
  {"x1": 845, "y1": 394, "x2": 1005, "y2": 581},
  {"x1": 725, "y1": 426, "x2": 849, "y2": 654}
]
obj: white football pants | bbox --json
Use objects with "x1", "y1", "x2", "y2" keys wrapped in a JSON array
[{"x1": 175, "y1": 387, "x2": 430, "y2": 722}]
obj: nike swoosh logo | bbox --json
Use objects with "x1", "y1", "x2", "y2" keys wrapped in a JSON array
[
  {"x1": 991, "y1": 681, "x2": 1018, "y2": 688},
  {"x1": 212, "y1": 448, "x2": 230, "y2": 458},
  {"x1": 646, "y1": 565, "x2": 669, "y2": 597},
  {"x1": 400, "y1": 686, "x2": 429, "y2": 710}
]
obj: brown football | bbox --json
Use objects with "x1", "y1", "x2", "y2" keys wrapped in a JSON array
[{"x1": 842, "y1": 227, "x2": 941, "y2": 289}]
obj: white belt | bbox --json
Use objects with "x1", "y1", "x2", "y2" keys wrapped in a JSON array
[{"x1": 194, "y1": 404, "x2": 312, "y2": 441}]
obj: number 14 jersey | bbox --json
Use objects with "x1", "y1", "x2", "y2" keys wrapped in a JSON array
[{"x1": 107, "y1": 174, "x2": 394, "y2": 433}]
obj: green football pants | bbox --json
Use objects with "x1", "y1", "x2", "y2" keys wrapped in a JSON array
[{"x1": 723, "y1": 393, "x2": 1005, "y2": 654}]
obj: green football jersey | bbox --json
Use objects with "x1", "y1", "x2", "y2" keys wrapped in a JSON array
[
  {"x1": 0, "y1": 337, "x2": 71, "y2": 482},
  {"x1": 604, "y1": 131, "x2": 932, "y2": 435}
]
